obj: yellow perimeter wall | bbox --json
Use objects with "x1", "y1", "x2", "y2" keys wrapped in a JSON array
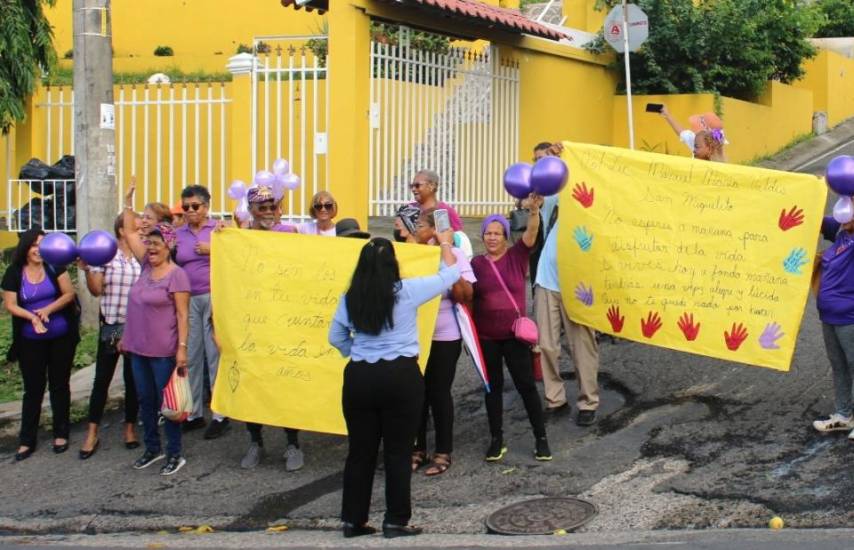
[
  {"x1": 795, "y1": 50, "x2": 854, "y2": 128},
  {"x1": 46, "y1": 0, "x2": 323, "y2": 73}
]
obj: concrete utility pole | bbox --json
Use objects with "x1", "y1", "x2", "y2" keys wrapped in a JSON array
[{"x1": 73, "y1": 0, "x2": 116, "y2": 328}]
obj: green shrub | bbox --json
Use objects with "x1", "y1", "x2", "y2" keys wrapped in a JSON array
[
  {"x1": 814, "y1": 0, "x2": 854, "y2": 38},
  {"x1": 153, "y1": 45, "x2": 174, "y2": 56}
]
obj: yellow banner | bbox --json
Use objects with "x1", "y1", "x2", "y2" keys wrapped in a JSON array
[
  {"x1": 557, "y1": 142, "x2": 827, "y2": 371},
  {"x1": 210, "y1": 230, "x2": 441, "y2": 434}
]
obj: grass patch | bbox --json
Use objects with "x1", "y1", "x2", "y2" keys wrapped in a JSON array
[
  {"x1": 43, "y1": 66, "x2": 232, "y2": 87},
  {"x1": 744, "y1": 132, "x2": 816, "y2": 166}
]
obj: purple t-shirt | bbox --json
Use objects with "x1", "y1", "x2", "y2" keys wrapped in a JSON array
[
  {"x1": 409, "y1": 201, "x2": 464, "y2": 231},
  {"x1": 471, "y1": 240, "x2": 531, "y2": 340},
  {"x1": 817, "y1": 216, "x2": 854, "y2": 325},
  {"x1": 433, "y1": 248, "x2": 476, "y2": 341},
  {"x1": 20, "y1": 275, "x2": 68, "y2": 340},
  {"x1": 123, "y1": 262, "x2": 191, "y2": 357},
  {"x1": 272, "y1": 223, "x2": 298, "y2": 233},
  {"x1": 175, "y1": 219, "x2": 216, "y2": 296}
]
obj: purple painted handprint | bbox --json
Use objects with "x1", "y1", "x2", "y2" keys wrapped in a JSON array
[
  {"x1": 759, "y1": 322, "x2": 784, "y2": 350},
  {"x1": 574, "y1": 282, "x2": 593, "y2": 306}
]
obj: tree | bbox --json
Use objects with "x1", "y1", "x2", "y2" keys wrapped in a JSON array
[
  {"x1": 0, "y1": 0, "x2": 56, "y2": 133},
  {"x1": 587, "y1": 0, "x2": 821, "y2": 100},
  {"x1": 814, "y1": 0, "x2": 854, "y2": 38}
]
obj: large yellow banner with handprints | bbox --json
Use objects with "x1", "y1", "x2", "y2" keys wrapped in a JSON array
[
  {"x1": 210, "y1": 229, "x2": 441, "y2": 434},
  {"x1": 557, "y1": 142, "x2": 827, "y2": 371}
]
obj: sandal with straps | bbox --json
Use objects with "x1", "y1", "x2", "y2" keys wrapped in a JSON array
[
  {"x1": 425, "y1": 453, "x2": 451, "y2": 476},
  {"x1": 411, "y1": 450, "x2": 427, "y2": 472}
]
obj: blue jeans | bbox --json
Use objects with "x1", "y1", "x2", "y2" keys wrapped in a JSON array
[
  {"x1": 821, "y1": 322, "x2": 854, "y2": 418},
  {"x1": 131, "y1": 354, "x2": 182, "y2": 457}
]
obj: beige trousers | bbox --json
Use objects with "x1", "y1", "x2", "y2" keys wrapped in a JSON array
[{"x1": 534, "y1": 286, "x2": 600, "y2": 411}]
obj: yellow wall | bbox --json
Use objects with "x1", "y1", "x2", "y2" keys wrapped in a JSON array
[
  {"x1": 796, "y1": 50, "x2": 854, "y2": 128},
  {"x1": 563, "y1": 0, "x2": 606, "y2": 33},
  {"x1": 509, "y1": 41, "x2": 616, "y2": 157},
  {"x1": 612, "y1": 82, "x2": 814, "y2": 164},
  {"x1": 47, "y1": 0, "x2": 323, "y2": 73}
]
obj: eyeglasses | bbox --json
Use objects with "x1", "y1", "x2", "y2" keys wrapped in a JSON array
[
  {"x1": 409, "y1": 182, "x2": 424, "y2": 190},
  {"x1": 255, "y1": 204, "x2": 277, "y2": 213},
  {"x1": 313, "y1": 202, "x2": 335, "y2": 211},
  {"x1": 182, "y1": 203, "x2": 204, "y2": 212}
]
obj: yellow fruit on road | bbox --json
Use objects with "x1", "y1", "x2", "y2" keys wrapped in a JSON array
[{"x1": 769, "y1": 516, "x2": 784, "y2": 529}]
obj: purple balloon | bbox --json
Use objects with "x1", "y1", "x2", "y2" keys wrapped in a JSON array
[
  {"x1": 78, "y1": 230, "x2": 118, "y2": 267},
  {"x1": 272, "y1": 174, "x2": 288, "y2": 200},
  {"x1": 827, "y1": 155, "x2": 854, "y2": 196},
  {"x1": 272, "y1": 158, "x2": 290, "y2": 176},
  {"x1": 281, "y1": 173, "x2": 300, "y2": 191},
  {"x1": 254, "y1": 170, "x2": 275, "y2": 187},
  {"x1": 228, "y1": 180, "x2": 247, "y2": 200},
  {"x1": 39, "y1": 232, "x2": 78, "y2": 266},
  {"x1": 531, "y1": 156, "x2": 569, "y2": 196},
  {"x1": 503, "y1": 163, "x2": 533, "y2": 199}
]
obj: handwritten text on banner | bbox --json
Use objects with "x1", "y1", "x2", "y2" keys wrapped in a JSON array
[
  {"x1": 211, "y1": 230, "x2": 441, "y2": 434},
  {"x1": 557, "y1": 142, "x2": 827, "y2": 371}
]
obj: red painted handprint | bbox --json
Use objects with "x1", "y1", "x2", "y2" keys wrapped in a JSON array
[
  {"x1": 778, "y1": 206, "x2": 804, "y2": 231},
  {"x1": 677, "y1": 312, "x2": 700, "y2": 341},
  {"x1": 724, "y1": 322, "x2": 749, "y2": 351},
  {"x1": 640, "y1": 311, "x2": 662, "y2": 338},
  {"x1": 606, "y1": 305, "x2": 625, "y2": 333},
  {"x1": 572, "y1": 182, "x2": 595, "y2": 208}
]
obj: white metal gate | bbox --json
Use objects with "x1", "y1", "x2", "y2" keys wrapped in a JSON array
[
  {"x1": 6, "y1": 83, "x2": 231, "y2": 232},
  {"x1": 250, "y1": 36, "x2": 329, "y2": 221},
  {"x1": 369, "y1": 36, "x2": 520, "y2": 217}
]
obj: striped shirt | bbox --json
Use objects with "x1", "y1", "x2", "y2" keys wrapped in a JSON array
[{"x1": 89, "y1": 248, "x2": 141, "y2": 324}]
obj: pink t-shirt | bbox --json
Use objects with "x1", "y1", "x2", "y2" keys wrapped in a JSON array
[
  {"x1": 432, "y1": 247, "x2": 476, "y2": 341},
  {"x1": 470, "y1": 240, "x2": 531, "y2": 341},
  {"x1": 123, "y1": 262, "x2": 191, "y2": 358}
]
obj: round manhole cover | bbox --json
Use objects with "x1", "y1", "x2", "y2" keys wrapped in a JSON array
[{"x1": 486, "y1": 497, "x2": 598, "y2": 535}]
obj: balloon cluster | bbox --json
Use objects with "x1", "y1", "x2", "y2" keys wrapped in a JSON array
[
  {"x1": 827, "y1": 156, "x2": 854, "y2": 223},
  {"x1": 39, "y1": 230, "x2": 118, "y2": 267},
  {"x1": 502, "y1": 157, "x2": 569, "y2": 199},
  {"x1": 228, "y1": 159, "x2": 301, "y2": 222}
]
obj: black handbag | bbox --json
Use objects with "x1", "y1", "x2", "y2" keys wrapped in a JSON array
[
  {"x1": 509, "y1": 208, "x2": 529, "y2": 232},
  {"x1": 99, "y1": 323, "x2": 125, "y2": 353}
]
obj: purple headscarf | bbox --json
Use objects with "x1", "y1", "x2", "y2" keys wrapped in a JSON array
[
  {"x1": 150, "y1": 222, "x2": 177, "y2": 249},
  {"x1": 481, "y1": 214, "x2": 511, "y2": 238}
]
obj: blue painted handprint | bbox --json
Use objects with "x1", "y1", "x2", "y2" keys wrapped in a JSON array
[
  {"x1": 573, "y1": 226, "x2": 593, "y2": 252},
  {"x1": 782, "y1": 247, "x2": 808, "y2": 275}
]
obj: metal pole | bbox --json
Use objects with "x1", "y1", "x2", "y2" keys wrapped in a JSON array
[
  {"x1": 622, "y1": 0, "x2": 635, "y2": 149},
  {"x1": 73, "y1": 0, "x2": 116, "y2": 328}
]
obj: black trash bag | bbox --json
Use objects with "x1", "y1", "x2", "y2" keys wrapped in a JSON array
[
  {"x1": 54, "y1": 180, "x2": 77, "y2": 207},
  {"x1": 18, "y1": 158, "x2": 51, "y2": 181},
  {"x1": 48, "y1": 155, "x2": 75, "y2": 180},
  {"x1": 14, "y1": 198, "x2": 52, "y2": 230}
]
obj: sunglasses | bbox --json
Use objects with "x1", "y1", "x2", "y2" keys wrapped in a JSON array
[
  {"x1": 313, "y1": 202, "x2": 335, "y2": 211},
  {"x1": 254, "y1": 204, "x2": 277, "y2": 213},
  {"x1": 182, "y1": 203, "x2": 204, "y2": 212},
  {"x1": 409, "y1": 182, "x2": 424, "y2": 190}
]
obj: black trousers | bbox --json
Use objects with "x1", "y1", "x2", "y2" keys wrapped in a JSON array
[
  {"x1": 87, "y1": 327, "x2": 138, "y2": 425},
  {"x1": 415, "y1": 339, "x2": 461, "y2": 455},
  {"x1": 246, "y1": 423, "x2": 299, "y2": 446},
  {"x1": 481, "y1": 338, "x2": 546, "y2": 440},
  {"x1": 341, "y1": 356, "x2": 424, "y2": 526},
  {"x1": 18, "y1": 332, "x2": 78, "y2": 448}
]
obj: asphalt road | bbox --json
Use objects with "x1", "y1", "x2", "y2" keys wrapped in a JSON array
[
  {"x1": 795, "y1": 137, "x2": 854, "y2": 175},
  {"x1": 2, "y1": 147, "x2": 854, "y2": 545}
]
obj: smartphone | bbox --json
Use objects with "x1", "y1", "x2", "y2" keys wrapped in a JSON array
[
  {"x1": 434, "y1": 208, "x2": 451, "y2": 233},
  {"x1": 646, "y1": 103, "x2": 663, "y2": 113}
]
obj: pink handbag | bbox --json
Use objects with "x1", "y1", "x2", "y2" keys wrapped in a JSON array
[{"x1": 487, "y1": 260, "x2": 539, "y2": 346}]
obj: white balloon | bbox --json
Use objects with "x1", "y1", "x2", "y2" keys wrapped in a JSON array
[
  {"x1": 282, "y1": 173, "x2": 301, "y2": 191},
  {"x1": 272, "y1": 158, "x2": 290, "y2": 176},
  {"x1": 833, "y1": 196, "x2": 854, "y2": 223}
]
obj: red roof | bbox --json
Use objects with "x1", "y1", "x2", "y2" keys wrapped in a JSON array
[{"x1": 280, "y1": 0, "x2": 565, "y2": 41}]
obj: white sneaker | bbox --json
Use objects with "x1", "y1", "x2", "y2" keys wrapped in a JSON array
[
  {"x1": 284, "y1": 444, "x2": 304, "y2": 472},
  {"x1": 812, "y1": 413, "x2": 854, "y2": 433}
]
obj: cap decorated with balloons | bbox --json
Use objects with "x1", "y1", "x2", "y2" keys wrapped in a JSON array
[
  {"x1": 827, "y1": 155, "x2": 854, "y2": 223},
  {"x1": 227, "y1": 158, "x2": 301, "y2": 222},
  {"x1": 503, "y1": 156, "x2": 569, "y2": 199}
]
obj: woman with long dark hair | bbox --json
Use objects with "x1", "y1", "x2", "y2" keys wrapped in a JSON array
[
  {"x1": 329, "y1": 232, "x2": 460, "y2": 539},
  {"x1": 2, "y1": 228, "x2": 79, "y2": 461}
]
